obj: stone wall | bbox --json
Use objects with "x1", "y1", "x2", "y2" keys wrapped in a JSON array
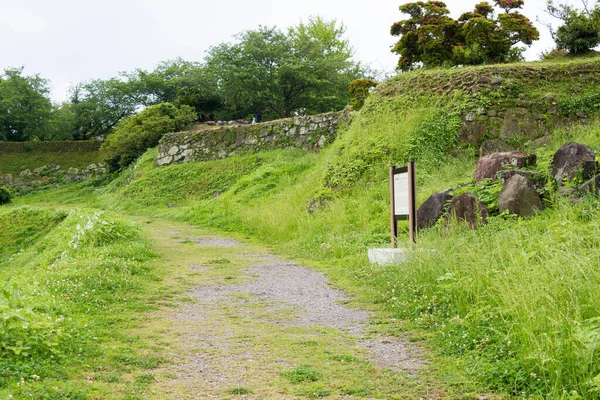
[
  {"x1": 0, "y1": 163, "x2": 106, "y2": 194},
  {"x1": 157, "y1": 111, "x2": 350, "y2": 166}
]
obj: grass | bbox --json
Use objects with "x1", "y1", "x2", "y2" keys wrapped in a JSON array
[
  {"x1": 0, "y1": 151, "x2": 99, "y2": 175},
  {"x1": 6, "y1": 56, "x2": 600, "y2": 398},
  {"x1": 0, "y1": 206, "x2": 166, "y2": 398}
]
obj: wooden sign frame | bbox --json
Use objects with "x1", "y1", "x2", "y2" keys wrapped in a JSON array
[{"x1": 390, "y1": 162, "x2": 417, "y2": 246}]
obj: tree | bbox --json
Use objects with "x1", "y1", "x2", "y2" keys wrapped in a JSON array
[
  {"x1": 100, "y1": 102, "x2": 195, "y2": 171},
  {"x1": 205, "y1": 17, "x2": 363, "y2": 120},
  {"x1": 127, "y1": 59, "x2": 222, "y2": 116},
  {"x1": 391, "y1": 1, "x2": 461, "y2": 71},
  {"x1": 0, "y1": 67, "x2": 52, "y2": 141},
  {"x1": 545, "y1": 0, "x2": 600, "y2": 54},
  {"x1": 391, "y1": 1, "x2": 539, "y2": 71},
  {"x1": 68, "y1": 78, "x2": 141, "y2": 140}
]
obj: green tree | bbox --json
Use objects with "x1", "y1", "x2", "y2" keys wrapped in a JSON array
[
  {"x1": 68, "y1": 78, "x2": 141, "y2": 140},
  {"x1": 391, "y1": 1, "x2": 539, "y2": 71},
  {"x1": 205, "y1": 17, "x2": 363, "y2": 120},
  {"x1": 0, "y1": 67, "x2": 52, "y2": 141},
  {"x1": 100, "y1": 103, "x2": 195, "y2": 171},
  {"x1": 127, "y1": 59, "x2": 222, "y2": 116},
  {"x1": 545, "y1": 0, "x2": 600, "y2": 54}
]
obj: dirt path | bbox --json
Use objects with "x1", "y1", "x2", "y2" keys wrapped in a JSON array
[{"x1": 136, "y1": 218, "x2": 428, "y2": 399}]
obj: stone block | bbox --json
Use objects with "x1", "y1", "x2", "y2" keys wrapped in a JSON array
[{"x1": 368, "y1": 248, "x2": 408, "y2": 265}]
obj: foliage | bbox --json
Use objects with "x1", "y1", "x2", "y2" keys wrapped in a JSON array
[
  {"x1": 0, "y1": 68, "x2": 53, "y2": 142},
  {"x1": 390, "y1": 1, "x2": 539, "y2": 71},
  {"x1": 0, "y1": 206, "x2": 157, "y2": 394},
  {"x1": 348, "y1": 78, "x2": 377, "y2": 110},
  {"x1": 405, "y1": 110, "x2": 462, "y2": 164},
  {"x1": 205, "y1": 17, "x2": 364, "y2": 120},
  {"x1": 127, "y1": 58, "x2": 222, "y2": 117},
  {"x1": 68, "y1": 77, "x2": 142, "y2": 140},
  {"x1": 0, "y1": 187, "x2": 10, "y2": 205},
  {"x1": 100, "y1": 103, "x2": 195, "y2": 171},
  {"x1": 0, "y1": 289, "x2": 63, "y2": 358},
  {"x1": 545, "y1": 0, "x2": 600, "y2": 54}
]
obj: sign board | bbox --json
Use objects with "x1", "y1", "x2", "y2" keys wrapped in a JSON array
[
  {"x1": 393, "y1": 167, "x2": 410, "y2": 219},
  {"x1": 390, "y1": 163, "x2": 416, "y2": 246}
]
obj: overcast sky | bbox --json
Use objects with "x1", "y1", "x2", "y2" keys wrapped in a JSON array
[{"x1": 1, "y1": 0, "x2": 567, "y2": 103}]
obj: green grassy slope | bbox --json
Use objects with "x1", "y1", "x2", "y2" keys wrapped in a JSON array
[
  {"x1": 0, "y1": 151, "x2": 99, "y2": 175},
  {"x1": 0, "y1": 206, "x2": 164, "y2": 398},
  {"x1": 11, "y1": 56, "x2": 600, "y2": 398}
]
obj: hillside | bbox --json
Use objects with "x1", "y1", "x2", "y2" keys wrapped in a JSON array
[{"x1": 5, "y1": 56, "x2": 600, "y2": 398}]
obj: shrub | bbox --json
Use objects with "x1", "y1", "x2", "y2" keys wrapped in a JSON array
[
  {"x1": 100, "y1": 102, "x2": 195, "y2": 171},
  {"x1": 349, "y1": 78, "x2": 377, "y2": 111},
  {"x1": 0, "y1": 187, "x2": 11, "y2": 205}
]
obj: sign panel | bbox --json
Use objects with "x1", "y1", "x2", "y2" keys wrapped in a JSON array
[
  {"x1": 393, "y1": 169, "x2": 409, "y2": 217},
  {"x1": 390, "y1": 163, "x2": 417, "y2": 246}
]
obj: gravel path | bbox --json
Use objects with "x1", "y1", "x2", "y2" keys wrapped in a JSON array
[{"x1": 150, "y1": 229, "x2": 425, "y2": 398}]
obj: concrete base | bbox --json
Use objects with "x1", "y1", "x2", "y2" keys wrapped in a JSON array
[{"x1": 368, "y1": 248, "x2": 409, "y2": 265}]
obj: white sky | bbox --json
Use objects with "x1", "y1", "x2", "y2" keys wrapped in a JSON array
[{"x1": 1, "y1": 0, "x2": 565, "y2": 103}]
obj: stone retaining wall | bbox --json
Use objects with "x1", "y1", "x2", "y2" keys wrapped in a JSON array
[{"x1": 157, "y1": 110, "x2": 350, "y2": 166}]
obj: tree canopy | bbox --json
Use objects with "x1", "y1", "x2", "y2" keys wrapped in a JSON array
[
  {"x1": 545, "y1": 0, "x2": 600, "y2": 54},
  {"x1": 0, "y1": 17, "x2": 366, "y2": 143},
  {"x1": 0, "y1": 68, "x2": 52, "y2": 141},
  {"x1": 391, "y1": 1, "x2": 540, "y2": 71},
  {"x1": 205, "y1": 17, "x2": 363, "y2": 119}
]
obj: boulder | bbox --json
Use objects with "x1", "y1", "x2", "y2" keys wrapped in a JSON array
[
  {"x1": 473, "y1": 151, "x2": 537, "y2": 181},
  {"x1": 479, "y1": 139, "x2": 515, "y2": 157},
  {"x1": 446, "y1": 193, "x2": 489, "y2": 229},
  {"x1": 417, "y1": 192, "x2": 453, "y2": 229},
  {"x1": 498, "y1": 175, "x2": 543, "y2": 218},
  {"x1": 551, "y1": 142, "x2": 596, "y2": 183},
  {"x1": 499, "y1": 170, "x2": 546, "y2": 191},
  {"x1": 579, "y1": 173, "x2": 600, "y2": 196}
]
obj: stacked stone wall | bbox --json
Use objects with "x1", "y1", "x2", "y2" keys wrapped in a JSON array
[{"x1": 157, "y1": 111, "x2": 349, "y2": 166}]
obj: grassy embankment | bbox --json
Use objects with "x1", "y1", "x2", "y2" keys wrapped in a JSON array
[
  {"x1": 9, "y1": 56, "x2": 600, "y2": 398},
  {"x1": 0, "y1": 142, "x2": 99, "y2": 175},
  {"x1": 0, "y1": 206, "x2": 174, "y2": 399}
]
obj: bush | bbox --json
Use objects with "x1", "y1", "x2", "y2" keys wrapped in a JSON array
[
  {"x1": 100, "y1": 103, "x2": 195, "y2": 171},
  {"x1": 349, "y1": 78, "x2": 377, "y2": 111},
  {"x1": 0, "y1": 187, "x2": 10, "y2": 205}
]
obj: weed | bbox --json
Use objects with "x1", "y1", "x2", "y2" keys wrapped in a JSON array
[
  {"x1": 282, "y1": 365, "x2": 322, "y2": 384},
  {"x1": 228, "y1": 386, "x2": 251, "y2": 394}
]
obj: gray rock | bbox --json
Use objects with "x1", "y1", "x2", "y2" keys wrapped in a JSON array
[
  {"x1": 551, "y1": 142, "x2": 596, "y2": 183},
  {"x1": 446, "y1": 193, "x2": 489, "y2": 229},
  {"x1": 498, "y1": 175, "x2": 543, "y2": 218},
  {"x1": 67, "y1": 167, "x2": 79, "y2": 175},
  {"x1": 168, "y1": 146, "x2": 179, "y2": 156},
  {"x1": 474, "y1": 151, "x2": 537, "y2": 181},
  {"x1": 417, "y1": 192, "x2": 453, "y2": 229},
  {"x1": 491, "y1": 76, "x2": 504, "y2": 85},
  {"x1": 500, "y1": 170, "x2": 546, "y2": 191}
]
